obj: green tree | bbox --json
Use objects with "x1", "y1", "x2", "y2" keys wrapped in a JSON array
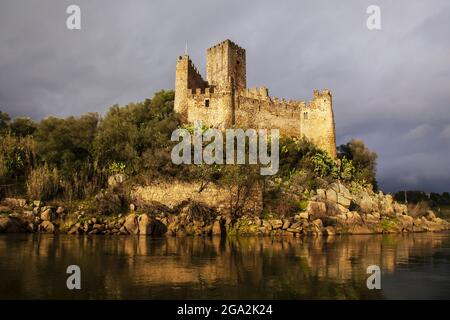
[
  {"x1": 94, "y1": 90, "x2": 178, "y2": 174},
  {"x1": 9, "y1": 117, "x2": 37, "y2": 137},
  {"x1": 0, "y1": 110, "x2": 11, "y2": 134},
  {"x1": 338, "y1": 139, "x2": 378, "y2": 189},
  {"x1": 34, "y1": 113, "x2": 99, "y2": 173}
]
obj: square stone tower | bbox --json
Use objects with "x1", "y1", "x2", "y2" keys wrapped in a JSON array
[{"x1": 206, "y1": 40, "x2": 246, "y2": 91}]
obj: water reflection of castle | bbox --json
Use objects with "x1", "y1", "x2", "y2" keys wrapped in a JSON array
[{"x1": 0, "y1": 234, "x2": 447, "y2": 299}]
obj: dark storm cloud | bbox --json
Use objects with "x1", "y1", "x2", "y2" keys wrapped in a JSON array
[{"x1": 1, "y1": 0, "x2": 449, "y2": 192}]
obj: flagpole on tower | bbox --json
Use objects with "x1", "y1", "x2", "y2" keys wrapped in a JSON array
[{"x1": 185, "y1": 41, "x2": 188, "y2": 56}]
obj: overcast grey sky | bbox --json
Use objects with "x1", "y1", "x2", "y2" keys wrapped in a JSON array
[{"x1": 1, "y1": 0, "x2": 449, "y2": 192}]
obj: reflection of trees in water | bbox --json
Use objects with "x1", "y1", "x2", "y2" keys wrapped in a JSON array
[{"x1": 0, "y1": 233, "x2": 447, "y2": 299}]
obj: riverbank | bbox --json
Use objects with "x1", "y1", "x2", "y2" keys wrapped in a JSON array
[{"x1": 1, "y1": 182, "x2": 449, "y2": 236}]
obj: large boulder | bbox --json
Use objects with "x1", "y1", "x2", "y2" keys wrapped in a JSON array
[
  {"x1": 0, "y1": 216, "x2": 26, "y2": 233},
  {"x1": 312, "y1": 218, "x2": 323, "y2": 229},
  {"x1": 354, "y1": 193, "x2": 376, "y2": 213},
  {"x1": 297, "y1": 212, "x2": 309, "y2": 220},
  {"x1": 385, "y1": 194, "x2": 394, "y2": 205},
  {"x1": 380, "y1": 199, "x2": 395, "y2": 216},
  {"x1": 325, "y1": 189, "x2": 338, "y2": 204},
  {"x1": 138, "y1": 214, "x2": 153, "y2": 235},
  {"x1": 329, "y1": 183, "x2": 352, "y2": 208},
  {"x1": 308, "y1": 219, "x2": 323, "y2": 235},
  {"x1": 108, "y1": 174, "x2": 126, "y2": 189},
  {"x1": 425, "y1": 210, "x2": 436, "y2": 221},
  {"x1": 397, "y1": 215, "x2": 414, "y2": 231},
  {"x1": 412, "y1": 218, "x2": 425, "y2": 232},
  {"x1": 261, "y1": 220, "x2": 272, "y2": 233},
  {"x1": 393, "y1": 203, "x2": 407, "y2": 215},
  {"x1": 3, "y1": 198, "x2": 27, "y2": 208},
  {"x1": 269, "y1": 219, "x2": 283, "y2": 230},
  {"x1": 363, "y1": 213, "x2": 379, "y2": 224},
  {"x1": 282, "y1": 219, "x2": 291, "y2": 230},
  {"x1": 316, "y1": 189, "x2": 326, "y2": 200},
  {"x1": 137, "y1": 214, "x2": 167, "y2": 236},
  {"x1": 33, "y1": 200, "x2": 43, "y2": 208},
  {"x1": 124, "y1": 214, "x2": 139, "y2": 234},
  {"x1": 337, "y1": 197, "x2": 351, "y2": 209},
  {"x1": 92, "y1": 223, "x2": 104, "y2": 231},
  {"x1": 345, "y1": 211, "x2": 363, "y2": 224},
  {"x1": 347, "y1": 224, "x2": 373, "y2": 234},
  {"x1": 39, "y1": 221, "x2": 55, "y2": 233},
  {"x1": 306, "y1": 201, "x2": 327, "y2": 216},
  {"x1": 40, "y1": 208, "x2": 54, "y2": 221}
]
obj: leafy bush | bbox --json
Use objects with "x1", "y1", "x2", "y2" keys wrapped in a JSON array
[
  {"x1": 108, "y1": 162, "x2": 126, "y2": 175},
  {"x1": 311, "y1": 152, "x2": 340, "y2": 179}
]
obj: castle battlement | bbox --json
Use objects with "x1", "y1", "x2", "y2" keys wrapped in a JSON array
[
  {"x1": 174, "y1": 40, "x2": 336, "y2": 157},
  {"x1": 190, "y1": 87, "x2": 216, "y2": 95},
  {"x1": 239, "y1": 87, "x2": 270, "y2": 100},
  {"x1": 207, "y1": 39, "x2": 245, "y2": 54}
]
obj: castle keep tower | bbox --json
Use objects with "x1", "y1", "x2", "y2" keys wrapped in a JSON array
[
  {"x1": 174, "y1": 39, "x2": 336, "y2": 157},
  {"x1": 206, "y1": 40, "x2": 246, "y2": 91}
]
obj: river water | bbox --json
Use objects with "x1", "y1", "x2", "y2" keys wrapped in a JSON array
[{"x1": 0, "y1": 233, "x2": 449, "y2": 299}]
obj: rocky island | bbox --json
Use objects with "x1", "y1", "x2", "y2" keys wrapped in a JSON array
[{"x1": 1, "y1": 179, "x2": 448, "y2": 236}]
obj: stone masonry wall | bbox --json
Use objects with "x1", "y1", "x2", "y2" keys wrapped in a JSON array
[
  {"x1": 300, "y1": 90, "x2": 336, "y2": 158},
  {"x1": 131, "y1": 180, "x2": 263, "y2": 216}
]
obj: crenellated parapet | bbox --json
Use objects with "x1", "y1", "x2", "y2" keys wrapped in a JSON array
[
  {"x1": 238, "y1": 87, "x2": 270, "y2": 100},
  {"x1": 206, "y1": 39, "x2": 245, "y2": 55},
  {"x1": 190, "y1": 87, "x2": 215, "y2": 95}
]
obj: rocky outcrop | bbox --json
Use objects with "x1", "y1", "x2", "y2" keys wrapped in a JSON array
[
  {"x1": 303, "y1": 182, "x2": 450, "y2": 235},
  {"x1": 1, "y1": 182, "x2": 449, "y2": 237}
]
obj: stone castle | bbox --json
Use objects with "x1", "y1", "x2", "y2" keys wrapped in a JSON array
[{"x1": 174, "y1": 39, "x2": 336, "y2": 157}]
